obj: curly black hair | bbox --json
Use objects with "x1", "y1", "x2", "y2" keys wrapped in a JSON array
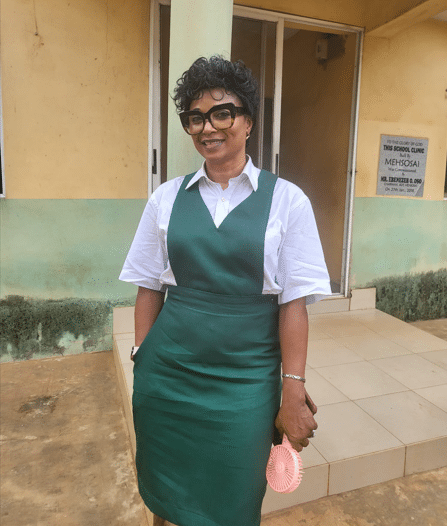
[{"x1": 172, "y1": 55, "x2": 259, "y2": 131}]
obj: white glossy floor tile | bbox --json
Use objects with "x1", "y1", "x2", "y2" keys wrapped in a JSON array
[
  {"x1": 315, "y1": 361, "x2": 408, "y2": 400},
  {"x1": 414, "y1": 384, "x2": 447, "y2": 412},
  {"x1": 348, "y1": 311, "x2": 409, "y2": 332},
  {"x1": 378, "y1": 328, "x2": 447, "y2": 353},
  {"x1": 345, "y1": 309, "x2": 399, "y2": 321},
  {"x1": 307, "y1": 298, "x2": 350, "y2": 314},
  {"x1": 299, "y1": 442, "x2": 328, "y2": 468},
  {"x1": 307, "y1": 329, "x2": 332, "y2": 341},
  {"x1": 419, "y1": 349, "x2": 447, "y2": 371},
  {"x1": 307, "y1": 339, "x2": 364, "y2": 368},
  {"x1": 317, "y1": 324, "x2": 378, "y2": 339},
  {"x1": 115, "y1": 337, "x2": 134, "y2": 364},
  {"x1": 356, "y1": 391, "x2": 447, "y2": 444},
  {"x1": 112, "y1": 306, "x2": 135, "y2": 334},
  {"x1": 114, "y1": 332, "x2": 135, "y2": 341},
  {"x1": 370, "y1": 354, "x2": 447, "y2": 389},
  {"x1": 334, "y1": 333, "x2": 411, "y2": 360},
  {"x1": 310, "y1": 402, "x2": 403, "y2": 462},
  {"x1": 305, "y1": 369, "x2": 349, "y2": 406},
  {"x1": 121, "y1": 360, "x2": 134, "y2": 394}
]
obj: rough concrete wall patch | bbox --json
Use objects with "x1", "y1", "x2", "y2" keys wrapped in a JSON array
[{"x1": 0, "y1": 295, "x2": 133, "y2": 362}]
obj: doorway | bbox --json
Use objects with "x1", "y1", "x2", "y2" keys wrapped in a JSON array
[
  {"x1": 153, "y1": 2, "x2": 362, "y2": 295},
  {"x1": 280, "y1": 27, "x2": 358, "y2": 294}
]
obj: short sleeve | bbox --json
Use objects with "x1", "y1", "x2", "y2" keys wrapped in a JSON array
[
  {"x1": 119, "y1": 196, "x2": 166, "y2": 291},
  {"x1": 277, "y1": 197, "x2": 332, "y2": 305}
]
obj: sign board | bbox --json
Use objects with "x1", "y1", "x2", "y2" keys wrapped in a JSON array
[{"x1": 377, "y1": 135, "x2": 428, "y2": 197}]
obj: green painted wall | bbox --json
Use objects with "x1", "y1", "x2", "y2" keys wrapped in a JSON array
[
  {"x1": 1, "y1": 199, "x2": 145, "y2": 299},
  {"x1": 1, "y1": 199, "x2": 145, "y2": 361},
  {"x1": 3, "y1": 195, "x2": 446, "y2": 361},
  {"x1": 351, "y1": 197, "x2": 447, "y2": 287}
]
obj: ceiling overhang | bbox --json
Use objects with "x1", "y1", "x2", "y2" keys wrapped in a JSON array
[{"x1": 367, "y1": 0, "x2": 447, "y2": 37}]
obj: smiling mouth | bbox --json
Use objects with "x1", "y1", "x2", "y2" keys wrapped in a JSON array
[{"x1": 201, "y1": 139, "x2": 224, "y2": 146}]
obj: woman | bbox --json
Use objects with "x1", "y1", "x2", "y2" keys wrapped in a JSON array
[{"x1": 120, "y1": 56, "x2": 331, "y2": 526}]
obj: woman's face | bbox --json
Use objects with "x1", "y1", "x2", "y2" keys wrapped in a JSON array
[{"x1": 189, "y1": 89, "x2": 252, "y2": 166}]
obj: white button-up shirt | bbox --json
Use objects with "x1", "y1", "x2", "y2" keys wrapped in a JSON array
[{"x1": 119, "y1": 158, "x2": 332, "y2": 305}]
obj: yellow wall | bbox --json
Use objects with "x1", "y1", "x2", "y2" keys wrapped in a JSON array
[
  {"x1": 4, "y1": 0, "x2": 445, "y2": 201},
  {"x1": 2, "y1": 0, "x2": 150, "y2": 199},
  {"x1": 280, "y1": 30, "x2": 357, "y2": 286},
  {"x1": 356, "y1": 19, "x2": 447, "y2": 200}
]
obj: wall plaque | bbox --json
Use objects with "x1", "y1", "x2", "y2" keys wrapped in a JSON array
[{"x1": 377, "y1": 135, "x2": 428, "y2": 197}]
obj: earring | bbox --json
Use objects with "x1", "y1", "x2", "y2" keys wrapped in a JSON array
[{"x1": 246, "y1": 133, "x2": 251, "y2": 139}]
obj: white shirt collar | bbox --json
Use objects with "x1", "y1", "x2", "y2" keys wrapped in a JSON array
[{"x1": 185, "y1": 156, "x2": 260, "y2": 192}]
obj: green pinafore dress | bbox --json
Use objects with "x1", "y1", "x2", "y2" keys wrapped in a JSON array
[{"x1": 132, "y1": 170, "x2": 282, "y2": 526}]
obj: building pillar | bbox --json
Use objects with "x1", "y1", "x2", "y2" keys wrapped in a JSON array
[{"x1": 167, "y1": 0, "x2": 233, "y2": 179}]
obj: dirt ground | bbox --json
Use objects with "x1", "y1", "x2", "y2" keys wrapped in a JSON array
[
  {"x1": 0, "y1": 351, "x2": 147, "y2": 526},
  {"x1": 409, "y1": 318, "x2": 447, "y2": 341},
  {"x1": 262, "y1": 467, "x2": 447, "y2": 526}
]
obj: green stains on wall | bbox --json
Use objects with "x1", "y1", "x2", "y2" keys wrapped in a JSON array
[
  {"x1": 0, "y1": 295, "x2": 122, "y2": 362},
  {"x1": 0, "y1": 199, "x2": 145, "y2": 361},
  {"x1": 351, "y1": 197, "x2": 447, "y2": 287}
]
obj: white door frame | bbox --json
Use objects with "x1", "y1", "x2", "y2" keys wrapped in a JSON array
[{"x1": 149, "y1": 0, "x2": 363, "y2": 296}]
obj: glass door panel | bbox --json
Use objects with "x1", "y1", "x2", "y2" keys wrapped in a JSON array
[
  {"x1": 155, "y1": 4, "x2": 361, "y2": 296},
  {"x1": 231, "y1": 17, "x2": 276, "y2": 172},
  {"x1": 279, "y1": 27, "x2": 357, "y2": 293}
]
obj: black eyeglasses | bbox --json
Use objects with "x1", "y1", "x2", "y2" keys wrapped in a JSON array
[{"x1": 179, "y1": 103, "x2": 246, "y2": 135}]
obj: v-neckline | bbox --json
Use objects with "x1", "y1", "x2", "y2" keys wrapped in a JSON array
[{"x1": 193, "y1": 180, "x2": 256, "y2": 230}]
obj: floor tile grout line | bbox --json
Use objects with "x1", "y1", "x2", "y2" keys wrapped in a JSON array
[
  {"x1": 350, "y1": 398, "x2": 407, "y2": 448},
  {"x1": 410, "y1": 387, "x2": 447, "y2": 416},
  {"x1": 352, "y1": 394, "x2": 447, "y2": 444},
  {"x1": 369, "y1": 355, "x2": 447, "y2": 389},
  {"x1": 321, "y1": 445, "x2": 407, "y2": 468},
  {"x1": 312, "y1": 354, "x2": 447, "y2": 393}
]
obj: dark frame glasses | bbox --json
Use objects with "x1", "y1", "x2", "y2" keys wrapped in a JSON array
[{"x1": 179, "y1": 103, "x2": 246, "y2": 135}]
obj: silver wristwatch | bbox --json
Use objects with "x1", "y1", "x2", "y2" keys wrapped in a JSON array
[{"x1": 130, "y1": 345, "x2": 139, "y2": 361}]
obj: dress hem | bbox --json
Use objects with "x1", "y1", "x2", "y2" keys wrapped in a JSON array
[{"x1": 138, "y1": 477, "x2": 262, "y2": 526}]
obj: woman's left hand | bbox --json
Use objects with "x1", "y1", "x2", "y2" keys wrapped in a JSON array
[{"x1": 274, "y1": 384, "x2": 317, "y2": 452}]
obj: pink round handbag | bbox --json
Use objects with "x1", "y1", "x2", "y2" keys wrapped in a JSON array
[{"x1": 266, "y1": 434, "x2": 304, "y2": 493}]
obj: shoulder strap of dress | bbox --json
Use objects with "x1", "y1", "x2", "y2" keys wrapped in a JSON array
[
  {"x1": 179, "y1": 172, "x2": 197, "y2": 192},
  {"x1": 259, "y1": 169, "x2": 278, "y2": 181},
  {"x1": 258, "y1": 170, "x2": 278, "y2": 195}
]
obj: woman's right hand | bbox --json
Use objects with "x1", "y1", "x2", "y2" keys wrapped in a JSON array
[
  {"x1": 304, "y1": 388, "x2": 317, "y2": 415},
  {"x1": 273, "y1": 386, "x2": 318, "y2": 451}
]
